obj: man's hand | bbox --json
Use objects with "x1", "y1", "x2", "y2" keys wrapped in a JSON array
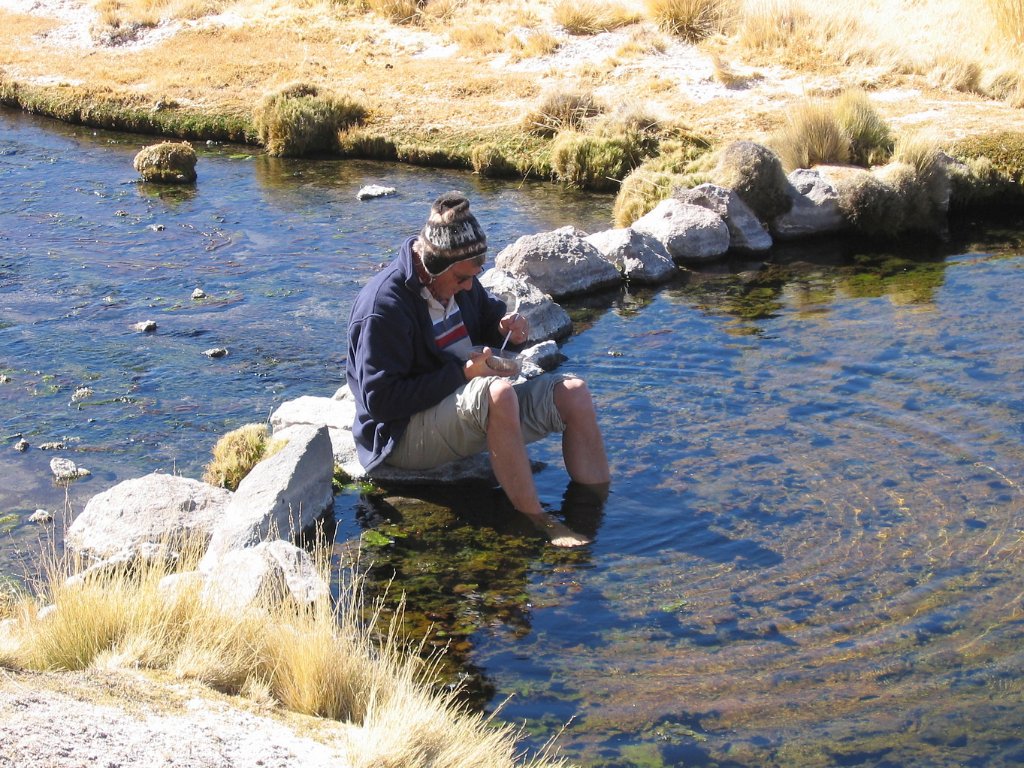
[
  {"x1": 463, "y1": 346, "x2": 515, "y2": 380},
  {"x1": 498, "y1": 312, "x2": 529, "y2": 346}
]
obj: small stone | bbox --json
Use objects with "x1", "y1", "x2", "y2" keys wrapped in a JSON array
[
  {"x1": 29, "y1": 509, "x2": 54, "y2": 524},
  {"x1": 71, "y1": 387, "x2": 93, "y2": 403},
  {"x1": 0, "y1": 374, "x2": 10, "y2": 384},
  {"x1": 38, "y1": 442, "x2": 67, "y2": 451},
  {"x1": 356, "y1": 184, "x2": 397, "y2": 201},
  {"x1": 50, "y1": 456, "x2": 80, "y2": 481},
  {"x1": 114, "y1": 210, "x2": 129, "y2": 217},
  {"x1": 203, "y1": 347, "x2": 228, "y2": 359},
  {"x1": 191, "y1": 288, "x2": 206, "y2": 300},
  {"x1": 14, "y1": 438, "x2": 28, "y2": 452},
  {"x1": 132, "y1": 320, "x2": 158, "y2": 332},
  {"x1": 148, "y1": 223, "x2": 165, "y2": 232}
]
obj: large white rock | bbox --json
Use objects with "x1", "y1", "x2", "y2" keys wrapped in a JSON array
[
  {"x1": 584, "y1": 228, "x2": 678, "y2": 284},
  {"x1": 201, "y1": 539, "x2": 329, "y2": 611},
  {"x1": 479, "y1": 268, "x2": 573, "y2": 342},
  {"x1": 494, "y1": 225, "x2": 622, "y2": 299},
  {"x1": 674, "y1": 183, "x2": 773, "y2": 252},
  {"x1": 632, "y1": 199, "x2": 731, "y2": 262},
  {"x1": 66, "y1": 473, "x2": 232, "y2": 560},
  {"x1": 771, "y1": 168, "x2": 847, "y2": 240},
  {"x1": 200, "y1": 424, "x2": 334, "y2": 568}
]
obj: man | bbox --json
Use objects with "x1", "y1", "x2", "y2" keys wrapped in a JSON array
[{"x1": 346, "y1": 191, "x2": 609, "y2": 546}]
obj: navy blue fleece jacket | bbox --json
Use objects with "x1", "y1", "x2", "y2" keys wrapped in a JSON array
[{"x1": 346, "y1": 236, "x2": 507, "y2": 471}]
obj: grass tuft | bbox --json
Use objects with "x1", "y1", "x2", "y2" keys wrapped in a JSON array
[
  {"x1": 522, "y1": 87, "x2": 605, "y2": 137},
  {"x1": 987, "y1": 0, "x2": 1024, "y2": 46},
  {"x1": 253, "y1": 83, "x2": 367, "y2": 157},
  {"x1": 644, "y1": 0, "x2": 733, "y2": 42},
  {"x1": 202, "y1": 423, "x2": 285, "y2": 491},
  {"x1": 771, "y1": 99, "x2": 850, "y2": 171},
  {"x1": 833, "y1": 89, "x2": 893, "y2": 166},
  {"x1": 553, "y1": 0, "x2": 641, "y2": 35}
]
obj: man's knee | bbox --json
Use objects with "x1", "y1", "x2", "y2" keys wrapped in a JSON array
[
  {"x1": 554, "y1": 377, "x2": 595, "y2": 419},
  {"x1": 485, "y1": 378, "x2": 520, "y2": 424}
]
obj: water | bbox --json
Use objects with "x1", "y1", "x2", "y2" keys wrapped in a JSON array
[{"x1": 3, "y1": 107, "x2": 1024, "y2": 767}]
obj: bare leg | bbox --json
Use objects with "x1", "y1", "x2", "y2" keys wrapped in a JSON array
[
  {"x1": 554, "y1": 378, "x2": 610, "y2": 485},
  {"x1": 485, "y1": 379, "x2": 590, "y2": 547}
]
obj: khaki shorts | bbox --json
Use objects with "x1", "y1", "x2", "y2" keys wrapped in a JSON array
[{"x1": 386, "y1": 373, "x2": 575, "y2": 471}]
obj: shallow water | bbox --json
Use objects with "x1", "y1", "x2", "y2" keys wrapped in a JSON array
[{"x1": 3, "y1": 107, "x2": 1024, "y2": 767}]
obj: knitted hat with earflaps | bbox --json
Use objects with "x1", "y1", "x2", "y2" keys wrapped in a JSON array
[{"x1": 418, "y1": 191, "x2": 487, "y2": 276}]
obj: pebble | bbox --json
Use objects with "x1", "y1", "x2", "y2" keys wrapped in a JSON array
[
  {"x1": 191, "y1": 288, "x2": 206, "y2": 300},
  {"x1": 132, "y1": 320, "x2": 158, "y2": 332},
  {"x1": 14, "y1": 438, "x2": 29, "y2": 452},
  {"x1": 149, "y1": 224, "x2": 166, "y2": 231},
  {"x1": 203, "y1": 347, "x2": 228, "y2": 358},
  {"x1": 0, "y1": 374, "x2": 10, "y2": 384},
  {"x1": 38, "y1": 442, "x2": 67, "y2": 451},
  {"x1": 356, "y1": 184, "x2": 397, "y2": 201},
  {"x1": 29, "y1": 509, "x2": 54, "y2": 524},
  {"x1": 50, "y1": 457, "x2": 88, "y2": 482}
]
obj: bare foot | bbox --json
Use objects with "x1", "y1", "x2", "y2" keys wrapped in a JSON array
[{"x1": 525, "y1": 511, "x2": 590, "y2": 547}]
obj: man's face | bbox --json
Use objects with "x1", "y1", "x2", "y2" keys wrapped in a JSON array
[{"x1": 432, "y1": 261, "x2": 483, "y2": 301}]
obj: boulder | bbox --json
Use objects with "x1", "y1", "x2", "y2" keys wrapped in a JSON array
[
  {"x1": 673, "y1": 183, "x2": 772, "y2": 252},
  {"x1": 66, "y1": 473, "x2": 232, "y2": 561},
  {"x1": 632, "y1": 199, "x2": 731, "y2": 263},
  {"x1": 494, "y1": 226, "x2": 621, "y2": 299},
  {"x1": 201, "y1": 540, "x2": 329, "y2": 611},
  {"x1": 584, "y1": 228, "x2": 677, "y2": 284},
  {"x1": 479, "y1": 269, "x2": 573, "y2": 342},
  {"x1": 133, "y1": 141, "x2": 197, "y2": 183},
  {"x1": 771, "y1": 168, "x2": 847, "y2": 240},
  {"x1": 271, "y1": 386, "x2": 541, "y2": 486},
  {"x1": 200, "y1": 424, "x2": 334, "y2": 568}
]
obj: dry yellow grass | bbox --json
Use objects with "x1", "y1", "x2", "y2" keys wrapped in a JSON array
[{"x1": 0, "y1": 542, "x2": 566, "y2": 768}]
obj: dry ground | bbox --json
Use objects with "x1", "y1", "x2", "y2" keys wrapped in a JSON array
[{"x1": 2, "y1": 0, "x2": 1024, "y2": 157}]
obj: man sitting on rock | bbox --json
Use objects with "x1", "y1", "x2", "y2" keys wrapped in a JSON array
[{"x1": 346, "y1": 191, "x2": 610, "y2": 546}]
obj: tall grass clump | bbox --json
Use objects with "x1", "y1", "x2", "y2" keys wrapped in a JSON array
[
  {"x1": 522, "y1": 88, "x2": 604, "y2": 137},
  {"x1": 202, "y1": 422, "x2": 285, "y2": 491},
  {"x1": 0, "y1": 545, "x2": 567, "y2": 768},
  {"x1": 771, "y1": 99, "x2": 851, "y2": 171},
  {"x1": 737, "y1": 0, "x2": 806, "y2": 50},
  {"x1": 553, "y1": 0, "x2": 640, "y2": 35},
  {"x1": 253, "y1": 83, "x2": 366, "y2": 158},
  {"x1": 833, "y1": 89, "x2": 892, "y2": 166},
  {"x1": 645, "y1": 0, "x2": 734, "y2": 42},
  {"x1": 987, "y1": 0, "x2": 1024, "y2": 46},
  {"x1": 360, "y1": 0, "x2": 424, "y2": 23}
]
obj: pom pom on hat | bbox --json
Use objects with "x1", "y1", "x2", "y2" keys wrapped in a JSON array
[{"x1": 418, "y1": 191, "x2": 487, "y2": 276}]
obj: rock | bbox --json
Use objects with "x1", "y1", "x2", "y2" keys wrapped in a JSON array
[
  {"x1": 203, "y1": 348, "x2": 228, "y2": 358},
  {"x1": 38, "y1": 442, "x2": 67, "y2": 451},
  {"x1": 14, "y1": 439, "x2": 28, "y2": 452},
  {"x1": 494, "y1": 226, "x2": 622, "y2": 299},
  {"x1": 673, "y1": 183, "x2": 773, "y2": 252},
  {"x1": 271, "y1": 388, "x2": 528, "y2": 486},
  {"x1": 70, "y1": 387, "x2": 93, "y2": 404},
  {"x1": 356, "y1": 184, "x2": 397, "y2": 200},
  {"x1": 191, "y1": 288, "x2": 206, "y2": 300},
  {"x1": 132, "y1": 141, "x2": 198, "y2": 183},
  {"x1": 771, "y1": 168, "x2": 847, "y2": 240},
  {"x1": 200, "y1": 424, "x2": 335, "y2": 568},
  {"x1": 0, "y1": 374, "x2": 10, "y2": 384},
  {"x1": 29, "y1": 509, "x2": 53, "y2": 524},
  {"x1": 50, "y1": 457, "x2": 86, "y2": 482},
  {"x1": 584, "y1": 228, "x2": 677, "y2": 284},
  {"x1": 66, "y1": 473, "x2": 232, "y2": 560},
  {"x1": 520, "y1": 340, "x2": 565, "y2": 376},
  {"x1": 479, "y1": 269, "x2": 573, "y2": 342},
  {"x1": 201, "y1": 540, "x2": 329, "y2": 611},
  {"x1": 65, "y1": 543, "x2": 178, "y2": 588},
  {"x1": 632, "y1": 199, "x2": 731, "y2": 263},
  {"x1": 132, "y1": 320, "x2": 158, "y2": 332}
]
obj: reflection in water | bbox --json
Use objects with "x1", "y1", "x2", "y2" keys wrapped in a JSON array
[{"x1": 5, "y1": 107, "x2": 1024, "y2": 767}]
